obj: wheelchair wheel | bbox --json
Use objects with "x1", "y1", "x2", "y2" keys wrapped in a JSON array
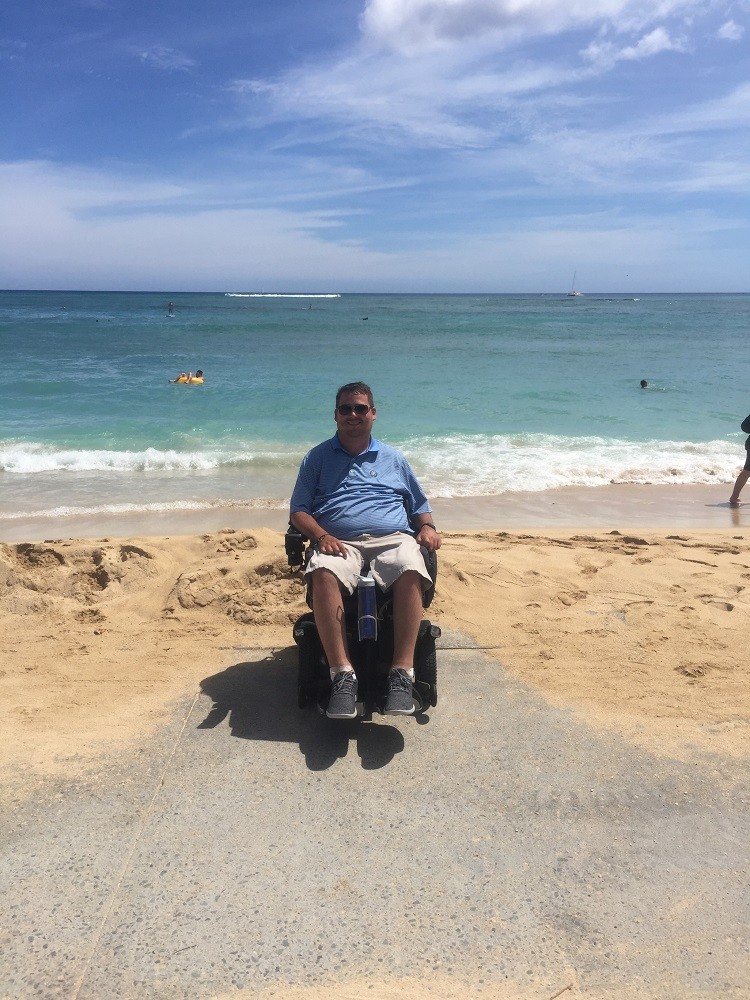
[
  {"x1": 294, "y1": 613, "x2": 323, "y2": 708},
  {"x1": 414, "y1": 620, "x2": 439, "y2": 709}
]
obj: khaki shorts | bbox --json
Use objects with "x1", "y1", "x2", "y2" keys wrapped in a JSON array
[{"x1": 305, "y1": 532, "x2": 432, "y2": 594}]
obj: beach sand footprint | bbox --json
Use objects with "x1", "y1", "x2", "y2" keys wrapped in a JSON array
[
  {"x1": 676, "y1": 662, "x2": 713, "y2": 683},
  {"x1": 557, "y1": 589, "x2": 587, "y2": 606},
  {"x1": 698, "y1": 594, "x2": 735, "y2": 611},
  {"x1": 574, "y1": 552, "x2": 614, "y2": 576}
]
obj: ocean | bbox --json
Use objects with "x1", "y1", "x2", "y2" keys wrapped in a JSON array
[{"x1": 1, "y1": 290, "x2": 749, "y2": 534}]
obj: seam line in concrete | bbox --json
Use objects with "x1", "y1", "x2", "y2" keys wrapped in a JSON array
[{"x1": 69, "y1": 690, "x2": 200, "y2": 1000}]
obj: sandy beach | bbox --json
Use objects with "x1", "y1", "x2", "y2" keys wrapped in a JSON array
[{"x1": 2, "y1": 487, "x2": 749, "y2": 779}]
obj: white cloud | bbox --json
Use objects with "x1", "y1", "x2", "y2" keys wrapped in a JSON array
[
  {"x1": 0, "y1": 160, "x2": 746, "y2": 292},
  {"x1": 233, "y1": 0, "x2": 716, "y2": 157},
  {"x1": 137, "y1": 46, "x2": 195, "y2": 71},
  {"x1": 361, "y1": 0, "x2": 703, "y2": 53},
  {"x1": 669, "y1": 160, "x2": 750, "y2": 193},
  {"x1": 718, "y1": 19, "x2": 744, "y2": 41},
  {"x1": 3, "y1": 2, "x2": 747, "y2": 293},
  {"x1": 649, "y1": 81, "x2": 750, "y2": 134},
  {"x1": 621, "y1": 25, "x2": 688, "y2": 57},
  {"x1": 233, "y1": 54, "x2": 503, "y2": 149},
  {"x1": 0, "y1": 161, "x2": 392, "y2": 290},
  {"x1": 582, "y1": 25, "x2": 688, "y2": 67},
  {"x1": 227, "y1": 18, "x2": 748, "y2": 210}
]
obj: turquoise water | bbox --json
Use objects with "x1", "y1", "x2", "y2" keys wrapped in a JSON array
[{"x1": 1, "y1": 290, "x2": 749, "y2": 522}]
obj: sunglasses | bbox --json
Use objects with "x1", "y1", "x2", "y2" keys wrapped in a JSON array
[{"x1": 337, "y1": 403, "x2": 371, "y2": 416}]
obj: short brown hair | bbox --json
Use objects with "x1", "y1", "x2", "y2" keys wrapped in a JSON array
[{"x1": 335, "y1": 381, "x2": 374, "y2": 407}]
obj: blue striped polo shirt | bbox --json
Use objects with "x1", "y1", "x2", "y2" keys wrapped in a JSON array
[{"x1": 290, "y1": 434, "x2": 432, "y2": 539}]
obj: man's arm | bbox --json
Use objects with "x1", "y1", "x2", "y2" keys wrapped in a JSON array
[
  {"x1": 290, "y1": 446, "x2": 347, "y2": 556},
  {"x1": 398, "y1": 454, "x2": 441, "y2": 551},
  {"x1": 411, "y1": 514, "x2": 441, "y2": 551},
  {"x1": 289, "y1": 511, "x2": 348, "y2": 557}
]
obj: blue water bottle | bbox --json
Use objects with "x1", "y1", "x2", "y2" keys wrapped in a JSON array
[{"x1": 357, "y1": 573, "x2": 377, "y2": 641}]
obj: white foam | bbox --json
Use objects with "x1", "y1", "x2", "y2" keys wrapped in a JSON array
[
  {"x1": 0, "y1": 433, "x2": 744, "y2": 500},
  {"x1": 225, "y1": 292, "x2": 340, "y2": 298},
  {"x1": 0, "y1": 442, "x2": 299, "y2": 474},
  {"x1": 0, "y1": 497, "x2": 287, "y2": 520},
  {"x1": 399, "y1": 433, "x2": 743, "y2": 496}
]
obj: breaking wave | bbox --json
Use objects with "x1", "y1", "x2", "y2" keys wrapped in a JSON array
[{"x1": 1, "y1": 433, "x2": 742, "y2": 495}]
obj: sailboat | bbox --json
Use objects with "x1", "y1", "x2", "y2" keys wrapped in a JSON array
[{"x1": 567, "y1": 271, "x2": 582, "y2": 297}]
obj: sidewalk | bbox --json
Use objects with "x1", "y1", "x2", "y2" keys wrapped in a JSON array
[{"x1": 2, "y1": 633, "x2": 748, "y2": 999}]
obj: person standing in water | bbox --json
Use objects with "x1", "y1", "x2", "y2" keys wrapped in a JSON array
[{"x1": 729, "y1": 414, "x2": 750, "y2": 506}]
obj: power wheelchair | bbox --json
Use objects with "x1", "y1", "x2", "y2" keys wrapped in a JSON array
[{"x1": 285, "y1": 526, "x2": 441, "y2": 716}]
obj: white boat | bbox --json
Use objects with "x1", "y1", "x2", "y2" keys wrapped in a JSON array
[{"x1": 567, "y1": 271, "x2": 582, "y2": 296}]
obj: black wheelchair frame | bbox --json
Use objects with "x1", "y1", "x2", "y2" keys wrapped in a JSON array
[{"x1": 285, "y1": 525, "x2": 441, "y2": 716}]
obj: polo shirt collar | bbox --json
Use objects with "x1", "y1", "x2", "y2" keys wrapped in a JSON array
[{"x1": 331, "y1": 433, "x2": 381, "y2": 456}]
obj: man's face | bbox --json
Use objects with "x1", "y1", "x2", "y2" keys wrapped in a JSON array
[{"x1": 334, "y1": 391, "x2": 376, "y2": 440}]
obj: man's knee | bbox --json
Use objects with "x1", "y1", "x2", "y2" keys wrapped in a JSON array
[
  {"x1": 391, "y1": 571, "x2": 425, "y2": 615},
  {"x1": 309, "y1": 567, "x2": 346, "y2": 602},
  {"x1": 393, "y1": 568, "x2": 422, "y2": 590}
]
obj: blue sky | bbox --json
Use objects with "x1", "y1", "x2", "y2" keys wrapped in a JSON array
[{"x1": 2, "y1": 0, "x2": 749, "y2": 292}]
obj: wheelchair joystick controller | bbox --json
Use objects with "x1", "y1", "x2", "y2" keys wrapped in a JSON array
[{"x1": 357, "y1": 573, "x2": 377, "y2": 641}]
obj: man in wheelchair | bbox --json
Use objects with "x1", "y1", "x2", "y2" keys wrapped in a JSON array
[{"x1": 289, "y1": 381, "x2": 441, "y2": 719}]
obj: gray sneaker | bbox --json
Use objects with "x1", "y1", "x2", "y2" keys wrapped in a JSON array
[
  {"x1": 384, "y1": 668, "x2": 415, "y2": 715},
  {"x1": 326, "y1": 670, "x2": 358, "y2": 719}
]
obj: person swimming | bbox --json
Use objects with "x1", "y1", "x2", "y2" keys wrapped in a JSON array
[{"x1": 170, "y1": 369, "x2": 204, "y2": 384}]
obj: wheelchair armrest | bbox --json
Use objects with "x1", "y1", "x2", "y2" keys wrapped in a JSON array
[{"x1": 285, "y1": 523, "x2": 308, "y2": 570}]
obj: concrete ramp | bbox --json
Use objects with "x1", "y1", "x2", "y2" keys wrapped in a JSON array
[{"x1": 2, "y1": 636, "x2": 748, "y2": 999}]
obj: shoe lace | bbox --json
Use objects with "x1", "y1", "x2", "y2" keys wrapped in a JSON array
[
  {"x1": 332, "y1": 671, "x2": 355, "y2": 693},
  {"x1": 388, "y1": 670, "x2": 411, "y2": 693}
]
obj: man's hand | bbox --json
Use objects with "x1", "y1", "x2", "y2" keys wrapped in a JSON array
[
  {"x1": 290, "y1": 512, "x2": 348, "y2": 556},
  {"x1": 316, "y1": 533, "x2": 348, "y2": 556},
  {"x1": 415, "y1": 524, "x2": 441, "y2": 551}
]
